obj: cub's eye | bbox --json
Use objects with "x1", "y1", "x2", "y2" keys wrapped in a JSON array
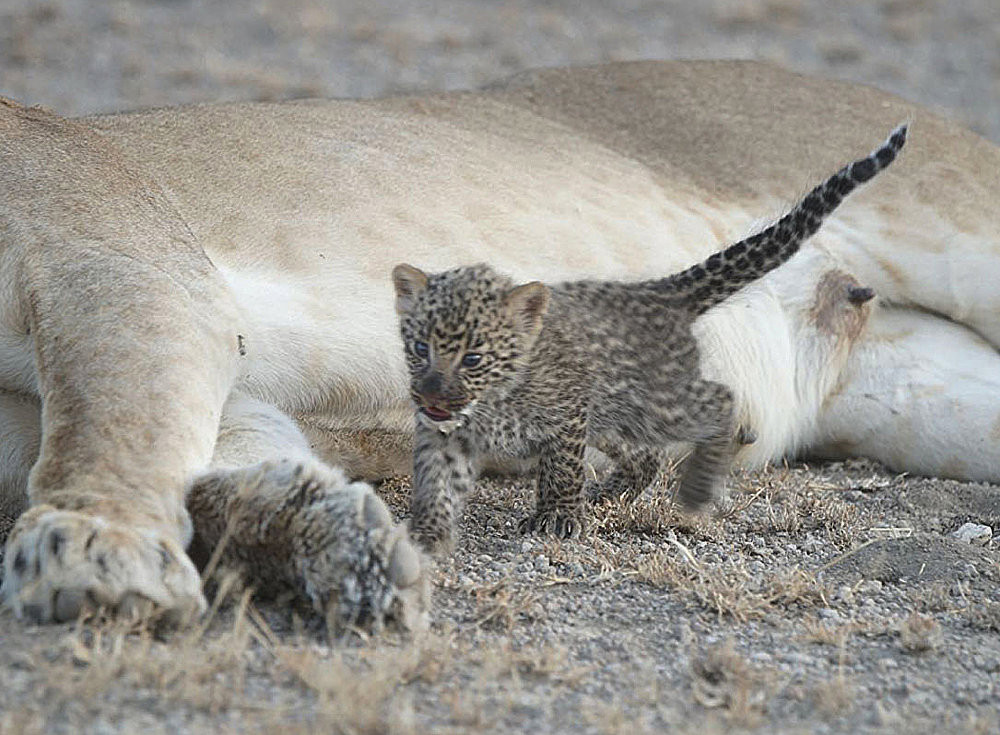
[
  {"x1": 461, "y1": 352, "x2": 482, "y2": 368},
  {"x1": 413, "y1": 341, "x2": 429, "y2": 359}
]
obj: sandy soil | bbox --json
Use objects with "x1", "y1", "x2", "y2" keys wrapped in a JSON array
[{"x1": 1, "y1": 1, "x2": 999, "y2": 733}]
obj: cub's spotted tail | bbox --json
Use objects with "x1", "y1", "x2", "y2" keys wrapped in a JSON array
[{"x1": 661, "y1": 124, "x2": 908, "y2": 316}]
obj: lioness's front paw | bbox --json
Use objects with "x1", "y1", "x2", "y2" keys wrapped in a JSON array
[
  {"x1": 205, "y1": 460, "x2": 431, "y2": 634},
  {"x1": 518, "y1": 509, "x2": 585, "y2": 539},
  {"x1": 290, "y1": 473, "x2": 431, "y2": 635},
  {"x1": 1, "y1": 506, "x2": 205, "y2": 624}
]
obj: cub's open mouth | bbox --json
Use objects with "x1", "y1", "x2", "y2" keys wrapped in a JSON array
[{"x1": 421, "y1": 406, "x2": 453, "y2": 422}]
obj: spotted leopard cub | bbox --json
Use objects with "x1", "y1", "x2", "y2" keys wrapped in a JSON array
[{"x1": 394, "y1": 125, "x2": 907, "y2": 550}]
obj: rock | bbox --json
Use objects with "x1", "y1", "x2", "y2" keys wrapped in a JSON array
[
  {"x1": 821, "y1": 535, "x2": 994, "y2": 585},
  {"x1": 876, "y1": 657, "x2": 898, "y2": 671},
  {"x1": 973, "y1": 654, "x2": 1000, "y2": 673},
  {"x1": 781, "y1": 651, "x2": 813, "y2": 666},
  {"x1": 951, "y1": 523, "x2": 992, "y2": 546},
  {"x1": 834, "y1": 584, "x2": 855, "y2": 604}
]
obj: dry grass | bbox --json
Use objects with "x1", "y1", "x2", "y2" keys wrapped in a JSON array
[
  {"x1": 898, "y1": 612, "x2": 943, "y2": 654},
  {"x1": 908, "y1": 580, "x2": 956, "y2": 613},
  {"x1": 0, "y1": 574, "x2": 460, "y2": 735},
  {"x1": 758, "y1": 475, "x2": 862, "y2": 550},
  {"x1": 36, "y1": 581, "x2": 258, "y2": 715},
  {"x1": 634, "y1": 543, "x2": 829, "y2": 622},
  {"x1": 963, "y1": 600, "x2": 1000, "y2": 633},
  {"x1": 470, "y1": 577, "x2": 542, "y2": 631},
  {"x1": 690, "y1": 640, "x2": 773, "y2": 728},
  {"x1": 591, "y1": 492, "x2": 726, "y2": 541},
  {"x1": 3, "y1": 459, "x2": 996, "y2": 732},
  {"x1": 800, "y1": 616, "x2": 890, "y2": 646},
  {"x1": 908, "y1": 583, "x2": 1000, "y2": 633},
  {"x1": 474, "y1": 640, "x2": 592, "y2": 687},
  {"x1": 262, "y1": 633, "x2": 458, "y2": 735},
  {"x1": 582, "y1": 700, "x2": 679, "y2": 735},
  {"x1": 811, "y1": 673, "x2": 855, "y2": 719},
  {"x1": 801, "y1": 618, "x2": 859, "y2": 647}
]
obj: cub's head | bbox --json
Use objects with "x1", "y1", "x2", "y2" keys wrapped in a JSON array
[{"x1": 392, "y1": 263, "x2": 549, "y2": 425}]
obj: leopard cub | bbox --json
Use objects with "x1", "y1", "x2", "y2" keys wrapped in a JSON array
[{"x1": 393, "y1": 125, "x2": 907, "y2": 551}]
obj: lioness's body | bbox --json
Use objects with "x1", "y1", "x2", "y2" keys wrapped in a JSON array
[
  {"x1": 2, "y1": 60, "x2": 999, "y2": 623},
  {"x1": 86, "y1": 60, "x2": 1000, "y2": 479}
]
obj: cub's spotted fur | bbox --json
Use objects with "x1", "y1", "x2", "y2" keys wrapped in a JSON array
[{"x1": 393, "y1": 125, "x2": 907, "y2": 549}]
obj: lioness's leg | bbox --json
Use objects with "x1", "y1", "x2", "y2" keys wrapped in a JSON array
[
  {"x1": 1, "y1": 104, "x2": 241, "y2": 623},
  {"x1": 0, "y1": 392, "x2": 41, "y2": 553},
  {"x1": 187, "y1": 393, "x2": 428, "y2": 632},
  {"x1": 295, "y1": 416, "x2": 413, "y2": 482},
  {"x1": 812, "y1": 306, "x2": 1000, "y2": 482}
]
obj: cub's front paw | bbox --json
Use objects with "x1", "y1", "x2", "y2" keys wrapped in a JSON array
[
  {"x1": 408, "y1": 521, "x2": 455, "y2": 556},
  {"x1": 1, "y1": 506, "x2": 205, "y2": 625},
  {"x1": 518, "y1": 509, "x2": 586, "y2": 539}
]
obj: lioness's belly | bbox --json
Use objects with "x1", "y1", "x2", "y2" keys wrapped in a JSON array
[
  {"x1": 82, "y1": 71, "x2": 1000, "y2": 431},
  {"x1": 91, "y1": 100, "x2": 759, "y2": 424}
]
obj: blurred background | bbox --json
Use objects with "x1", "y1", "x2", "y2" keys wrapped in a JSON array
[{"x1": 1, "y1": 0, "x2": 997, "y2": 141}]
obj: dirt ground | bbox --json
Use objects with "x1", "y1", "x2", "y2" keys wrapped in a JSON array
[{"x1": 2, "y1": 0, "x2": 1000, "y2": 733}]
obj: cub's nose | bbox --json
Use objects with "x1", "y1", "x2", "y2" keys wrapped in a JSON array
[
  {"x1": 417, "y1": 373, "x2": 444, "y2": 400},
  {"x1": 420, "y1": 392, "x2": 447, "y2": 409}
]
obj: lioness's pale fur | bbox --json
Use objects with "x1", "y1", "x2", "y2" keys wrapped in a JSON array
[{"x1": 2, "y1": 60, "x2": 999, "y2": 623}]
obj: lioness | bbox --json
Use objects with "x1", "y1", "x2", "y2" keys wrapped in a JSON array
[{"x1": 2, "y1": 60, "x2": 999, "y2": 626}]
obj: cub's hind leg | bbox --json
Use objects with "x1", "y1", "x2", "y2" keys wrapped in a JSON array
[
  {"x1": 604, "y1": 378, "x2": 736, "y2": 511},
  {"x1": 588, "y1": 443, "x2": 665, "y2": 504},
  {"x1": 187, "y1": 392, "x2": 429, "y2": 633},
  {"x1": 666, "y1": 379, "x2": 736, "y2": 510}
]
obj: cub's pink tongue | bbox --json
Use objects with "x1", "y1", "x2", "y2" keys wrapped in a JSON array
[{"x1": 423, "y1": 406, "x2": 452, "y2": 421}]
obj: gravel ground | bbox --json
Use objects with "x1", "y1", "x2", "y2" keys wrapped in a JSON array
[
  {"x1": 2, "y1": 0, "x2": 999, "y2": 142},
  {"x1": 1, "y1": 1, "x2": 999, "y2": 733}
]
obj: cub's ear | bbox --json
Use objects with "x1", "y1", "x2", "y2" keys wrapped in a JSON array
[
  {"x1": 392, "y1": 264, "x2": 429, "y2": 315},
  {"x1": 504, "y1": 281, "x2": 550, "y2": 337}
]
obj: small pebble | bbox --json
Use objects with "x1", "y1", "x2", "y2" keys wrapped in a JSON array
[
  {"x1": 973, "y1": 655, "x2": 1000, "y2": 673},
  {"x1": 835, "y1": 585, "x2": 855, "y2": 604},
  {"x1": 781, "y1": 651, "x2": 813, "y2": 665},
  {"x1": 951, "y1": 522, "x2": 992, "y2": 546}
]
